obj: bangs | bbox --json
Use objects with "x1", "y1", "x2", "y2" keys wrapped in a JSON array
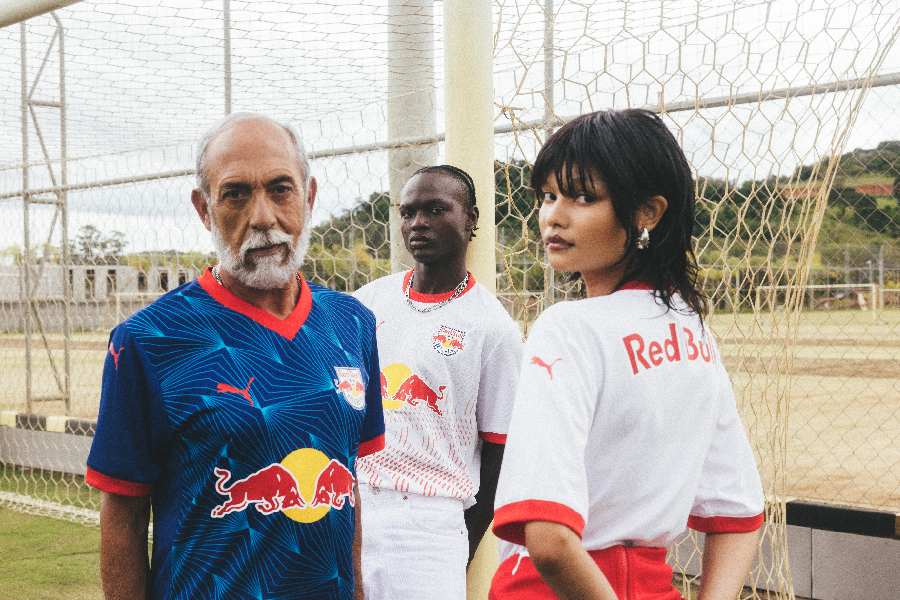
[{"x1": 531, "y1": 113, "x2": 615, "y2": 199}]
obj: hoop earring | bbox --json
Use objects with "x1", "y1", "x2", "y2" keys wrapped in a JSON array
[{"x1": 637, "y1": 227, "x2": 650, "y2": 250}]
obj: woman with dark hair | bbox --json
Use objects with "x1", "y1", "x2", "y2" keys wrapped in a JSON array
[{"x1": 490, "y1": 109, "x2": 764, "y2": 600}]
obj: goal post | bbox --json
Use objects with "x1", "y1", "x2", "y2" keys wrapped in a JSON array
[{"x1": 0, "y1": 0, "x2": 84, "y2": 29}]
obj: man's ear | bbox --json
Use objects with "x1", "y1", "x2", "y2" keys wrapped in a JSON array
[
  {"x1": 306, "y1": 176, "x2": 318, "y2": 213},
  {"x1": 191, "y1": 189, "x2": 212, "y2": 232},
  {"x1": 467, "y1": 203, "x2": 479, "y2": 231},
  {"x1": 638, "y1": 195, "x2": 668, "y2": 232}
]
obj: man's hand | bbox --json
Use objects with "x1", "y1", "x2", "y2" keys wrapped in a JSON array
[
  {"x1": 99, "y1": 491, "x2": 151, "y2": 600},
  {"x1": 464, "y1": 440, "x2": 504, "y2": 567}
]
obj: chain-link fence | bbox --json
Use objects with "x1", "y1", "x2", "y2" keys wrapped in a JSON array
[{"x1": 2, "y1": 1, "x2": 900, "y2": 598}]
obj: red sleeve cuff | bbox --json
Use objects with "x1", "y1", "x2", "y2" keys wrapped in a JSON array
[
  {"x1": 85, "y1": 467, "x2": 152, "y2": 497},
  {"x1": 358, "y1": 433, "x2": 385, "y2": 458},
  {"x1": 479, "y1": 431, "x2": 507, "y2": 444},
  {"x1": 688, "y1": 512, "x2": 764, "y2": 533},
  {"x1": 492, "y1": 499, "x2": 585, "y2": 546}
]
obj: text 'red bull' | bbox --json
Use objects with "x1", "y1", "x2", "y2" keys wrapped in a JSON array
[
  {"x1": 211, "y1": 464, "x2": 307, "y2": 518},
  {"x1": 622, "y1": 323, "x2": 713, "y2": 375}
]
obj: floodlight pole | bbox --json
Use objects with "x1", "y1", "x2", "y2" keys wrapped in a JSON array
[
  {"x1": 387, "y1": 0, "x2": 437, "y2": 273},
  {"x1": 444, "y1": 0, "x2": 496, "y2": 293},
  {"x1": 446, "y1": 0, "x2": 499, "y2": 593}
]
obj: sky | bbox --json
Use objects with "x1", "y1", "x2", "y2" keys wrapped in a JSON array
[{"x1": 0, "y1": 0, "x2": 898, "y2": 257}]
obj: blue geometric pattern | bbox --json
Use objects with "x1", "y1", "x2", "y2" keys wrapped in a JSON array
[{"x1": 88, "y1": 275, "x2": 383, "y2": 600}]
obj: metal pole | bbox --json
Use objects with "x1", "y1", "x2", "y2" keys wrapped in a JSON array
[
  {"x1": 447, "y1": 0, "x2": 496, "y2": 590},
  {"x1": 21, "y1": 22, "x2": 33, "y2": 415},
  {"x1": 387, "y1": 0, "x2": 437, "y2": 274},
  {"x1": 54, "y1": 11, "x2": 70, "y2": 414},
  {"x1": 445, "y1": 0, "x2": 496, "y2": 294},
  {"x1": 543, "y1": 0, "x2": 555, "y2": 305},
  {"x1": 543, "y1": 0, "x2": 554, "y2": 121},
  {"x1": 223, "y1": 0, "x2": 232, "y2": 115}
]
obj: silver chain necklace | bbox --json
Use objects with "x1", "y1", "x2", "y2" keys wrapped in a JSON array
[
  {"x1": 212, "y1": 265, "x2": 301, "y2": 287},
  {"x1": 405, "y1": 271, "x2": 470, "y2": 313}
]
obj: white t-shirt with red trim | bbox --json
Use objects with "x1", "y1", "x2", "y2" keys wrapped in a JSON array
[
  {"x1": 354, "y1": 271, "x2": 523, "y2": 505},
  {"x1": 493, "y1": 284, "x2": 764, "y2": 558}
]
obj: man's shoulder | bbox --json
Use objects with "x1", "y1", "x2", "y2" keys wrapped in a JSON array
[
  {"x1": 119, "y1": 278, "x2": 207, "y2": 330},
  {"x1": 352, "y1": 272, "x2": 404, "y2": 305},
  {"x1": 307, "y1": 281, "x2": 376, "y2": 323},
  {"x1": 468, "y1": 282, "x2": 519, "y2": 328}
]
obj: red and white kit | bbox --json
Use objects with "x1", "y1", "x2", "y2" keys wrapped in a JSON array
[
  {"x1": 491, "y1": 283, "x2": 764, "y2": 599},
  {"x1": 354, "y1": 270, "x2": 523, "y2": 600}
]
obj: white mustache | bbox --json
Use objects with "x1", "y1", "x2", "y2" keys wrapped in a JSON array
[{"x1": 240, "y1": 228, "x2": 294, "y2": 257}]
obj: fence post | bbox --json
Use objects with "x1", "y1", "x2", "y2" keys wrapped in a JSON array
[
  {"x1": 444, "y1": 0, "x2": 496, "y2": 294},
  {"x1": 387, "y1": 0, "x2": 437, "y2": 274}
]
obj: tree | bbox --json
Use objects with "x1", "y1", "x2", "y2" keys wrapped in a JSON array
[{"x1": 72, "y1": 225, "x2": 128, "y2": 264}]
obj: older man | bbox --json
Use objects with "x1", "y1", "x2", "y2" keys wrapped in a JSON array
[{"x1": 86, "y1": 113, "x2": 385, "y2": 600}]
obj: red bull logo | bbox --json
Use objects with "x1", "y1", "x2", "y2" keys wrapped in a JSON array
[
  {"x1": 334, "y1": 367, "x2": 365, "y2": 410},
  {"x1": 310, "y1": 459, "x2": 355, "y2": 509},
  {"x1": 380, "y1": 363, "x2": 446, "y2": 416},
  {"x1": 211, "y1": 464, "x2": 306, "y2": 518},
  {"x1": 431, "y1": 325, "x2": 466, "y2": 357},
  {"x1": 211, "y1": 449, "x2": 355, "y2": 523}
]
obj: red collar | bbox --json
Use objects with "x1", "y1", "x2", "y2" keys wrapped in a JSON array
[
  {"x1": 198, "y1": 267, "x2": 312, "y2": 340},
  {"x1": 617, "y1": 280, "x2": 654, "y2": 292},
  {"x1": 402, "y1": 270, "x2": 476, "y2": 303}
]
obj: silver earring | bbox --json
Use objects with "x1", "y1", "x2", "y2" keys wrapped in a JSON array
[{"x1": 637, "y1": 227, "x2": 650, "y2": 250}]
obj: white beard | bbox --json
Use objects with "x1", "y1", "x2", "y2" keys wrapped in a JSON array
[{"x1": 210, "y1": 212, "x2": 311, "y2": 290}]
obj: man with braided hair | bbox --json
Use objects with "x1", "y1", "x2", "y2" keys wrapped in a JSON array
[{"x1": 353, "y1": 165, "x2": 523, "y2": 600}]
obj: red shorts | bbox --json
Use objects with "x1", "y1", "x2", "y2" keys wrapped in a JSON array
[{"x1": 489, "y1": 545, "x2": 684, "y2": 600}]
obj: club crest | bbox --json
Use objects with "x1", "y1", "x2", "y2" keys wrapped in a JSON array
[
  {"x1": 431, "y1": 326, "x2": 466, "y2": 357},
  {"x1": 333, "y1": 367, "x2": 365, "y2": 409}
]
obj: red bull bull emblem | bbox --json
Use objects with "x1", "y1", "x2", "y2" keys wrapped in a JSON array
[
  {"x1": 334, "y1": 367, "x2": 365, "y2": 410},
  {"x1": 380, "y1": 363, "x2": 446, "y2": 416},
  {"x1": 431, "y1": 325, "x2": 465, "y2": 357},
  {"x1": 211, "y1": 449, "x2": 356, "y2": 523}
]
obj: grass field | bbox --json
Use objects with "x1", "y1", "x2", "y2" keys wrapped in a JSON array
[
  {"x1": 0, "y1": 508, "x2": 102, "y2": 600},
  {"x1": 1, "y1": 308, "x2": 898, "y2": 513}
]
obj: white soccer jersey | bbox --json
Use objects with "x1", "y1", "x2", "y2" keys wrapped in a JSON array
[
  {"x1": 493, "y1": 282, "x2": 764, "y2": 559},
  {"x1": 354, "y1": 271, "x2": 523, "y2": 504}
]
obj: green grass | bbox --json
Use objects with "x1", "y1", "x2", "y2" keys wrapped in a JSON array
[{"x1": 0, "y1": 508, "x2": 102, "y2": 600}]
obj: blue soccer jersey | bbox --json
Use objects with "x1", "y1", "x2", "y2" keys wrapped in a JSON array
[{"x1": 87, "y1": 268, "x2": 385, "y2": 600}]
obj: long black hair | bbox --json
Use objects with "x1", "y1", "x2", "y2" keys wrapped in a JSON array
[{"x1": 531, "y1": 109, "x2": 708, "y2": 318}]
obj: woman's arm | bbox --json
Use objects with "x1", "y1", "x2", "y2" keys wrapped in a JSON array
[
  {"x1": 698, "y1": 530, "x2": 760, "y2": 600},
  {"x1": 524, "y1": 521, "x2": 619, "y2": 600}
]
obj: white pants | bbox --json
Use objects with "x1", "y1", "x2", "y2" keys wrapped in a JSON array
[{"x1": 359, "y1": 483, "x2": 468, "y2": 600}]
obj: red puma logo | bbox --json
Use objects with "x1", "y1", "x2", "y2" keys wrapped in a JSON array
[
  {"x1": 108, "y1": 342, "x2": 124, "y2": 370},
  {"x1": 217, "y1": 377, "x2": 255, "y2": 406},
  {"x1": 376, "y1": 320, "x2": 385, "y2": 330},
  {"x1": 530, "y1": 356, "x2": 561, "y2": 379}
]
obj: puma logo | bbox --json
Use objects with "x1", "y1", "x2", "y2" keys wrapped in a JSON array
[
  {"x1": 376, "y1": 320, "x2": 385, "y2": 330},
  {"x1": 530, "y1": 356, "x2": 561, "y2": 379},
  {"x1": 217, "y1": 377, "x2": 255, "y2": 406},
  {"x1": 108, "y1": 342, "x2": 124, "y2": 370}
]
